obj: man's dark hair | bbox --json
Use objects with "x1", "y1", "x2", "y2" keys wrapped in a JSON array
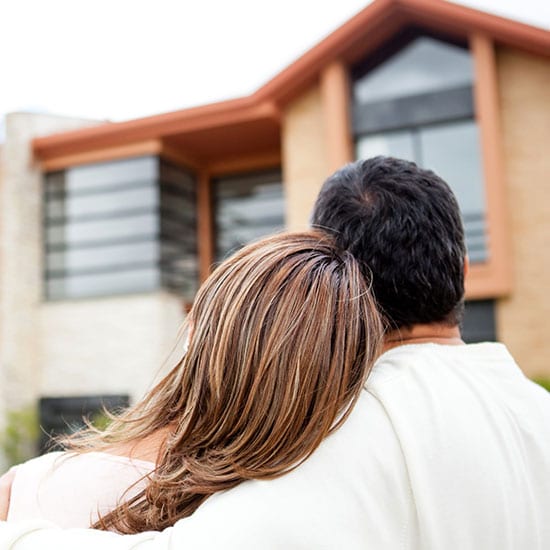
[{"x1": 311, "y1": 156, "x2": 466, "y2": 329}]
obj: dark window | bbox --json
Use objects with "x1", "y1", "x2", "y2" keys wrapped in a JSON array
[
  {"x1": 159, "y1": 161, "x2": 198, "y2": 298},
  {"x1": 44, "y1": 157, "x2": 198, "y2": 301},
  {"x1": 39, "y1": 394, "x2": 129, "y2": 453},
  {"x1": 462, "y1": 300, "x2": 496, "y2": 343},
  {"x1": 353, "y1": 35, "x2": 488, "y2": 264},
  {"x1": 213, "y1": 169, "x2": 285, "y2": 262}
]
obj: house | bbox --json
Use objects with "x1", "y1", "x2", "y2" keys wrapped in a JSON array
[{"x1": 0, "y1": 0, "x2": 549, "y2": 462}]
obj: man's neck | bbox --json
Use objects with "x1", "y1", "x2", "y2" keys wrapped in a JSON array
[{"x1": 383, "y1": 323, "x2": 464, "y2": 352}]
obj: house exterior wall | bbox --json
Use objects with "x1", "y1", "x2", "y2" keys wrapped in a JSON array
[
  {"x1": 39, "y1": 292, "x2": 183, "y2": 399},
  {"x1": 282, "y1": 85, "x2": 329, "y2": 230},
  {"x1": 0, "y1": 114, "x2": 100, "y2": 423},
  {"x1": 495, "y1": 47, "x2": 550, "y2": 378},
  {"x1": 0, "y1": 113, "x2": 184, "y2": 469},
  {"x1": 280, "y1": 49, "x2": 550, "y2": 378}
]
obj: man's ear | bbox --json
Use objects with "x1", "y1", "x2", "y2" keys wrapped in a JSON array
[{"x1": 464, "y1": 255, "x2": 470, "y2": 279}]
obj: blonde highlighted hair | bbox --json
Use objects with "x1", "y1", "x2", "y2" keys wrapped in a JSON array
[{"x1": 65, "y1": 231, "x2": 383, "y2": 533}]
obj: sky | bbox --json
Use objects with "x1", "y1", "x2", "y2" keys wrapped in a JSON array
[{"x1": 0, "y1": 0, "x2": 549, "y2": 132}]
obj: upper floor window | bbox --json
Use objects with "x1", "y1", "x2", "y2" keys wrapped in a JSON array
[
  {"x1": 213, "y1": 169, "x2": 285, "y2": 262},
  {"x1": 353, "y1": 36, "x2": 487, "y2": 264},
  {"x1": 44, "y1": 156, "x2": 198, "y2": 301}
]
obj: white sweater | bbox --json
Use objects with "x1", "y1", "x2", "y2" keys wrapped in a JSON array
[{"x1": 2, "y1": 343, "x2": 550, "y2": 549}]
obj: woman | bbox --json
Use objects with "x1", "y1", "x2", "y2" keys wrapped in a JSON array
[{"x1": 1, "y1": 231, "x2": 382, "y2": 533}]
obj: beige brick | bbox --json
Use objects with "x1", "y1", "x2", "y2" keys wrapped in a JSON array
[
  {"x1": 282, "y1": 86, "x2": 329, "y2": 230},
  {"x1": 495, "y1": 48, "x2": 550, "y2": 378}
]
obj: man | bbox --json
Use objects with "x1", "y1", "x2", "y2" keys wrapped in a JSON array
[{"x1": 1, "y1": 157, "x2": 550, "y2": 549}]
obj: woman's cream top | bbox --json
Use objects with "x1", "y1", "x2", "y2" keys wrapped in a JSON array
[{"x1": 7, "y1": 451, "x2": 155, "y2": 528}]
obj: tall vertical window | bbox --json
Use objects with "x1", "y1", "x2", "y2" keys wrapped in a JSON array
[
  {"x1": 44, "y1": 156, "x2": 197, "y2": 300},
  {"x1": 213, "y1": 169, "x2": 284, "y2": 261},
  {"x1": 353, "y1": 36, "x2": 487, "y2": 263}
]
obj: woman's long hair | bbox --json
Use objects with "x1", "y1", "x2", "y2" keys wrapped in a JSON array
[{"x1": 64, "y1": 231, "x2": 383, "y2": 533}]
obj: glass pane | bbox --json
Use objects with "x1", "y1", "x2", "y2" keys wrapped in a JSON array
[
  {"x1": 160, "y1": 194, "x2": 196, "y2": 224},
  {"x1": 46, "y1": 157, "x2": 157, "y2": 196},
  {"x1": 68, "y1": 157, "x2": 157, "y2": 193},
  {"x1": 214, "y1": 170, "x2": 284, "y2": 261},
  {"x1": 160, "y1": 162, "x2": 195, "y2": 194},
  {"x1": 44, "y1": 157, "x2": 201, "y2": 300},
  {"x1": 46, "y1": 184, "x2": 157, "y2": 220},
  {"x1": 419, "y1": 120, "x2": 487, "y2": 262},
  {"x1": 47, "y1": 267, "x2": 160, "y2": 299},
  {"x1": 47, "y1": 213, "x2": 158, "y2": 246},
  {"x1": 159, "y1": 160, "x2": 198, "y2": 301},
  {"x1": 354, "y1": 37, "x2": 473, "y2": 104},
  {"x1": 356, "y1": 130, "x2": 415, "y2": 161},
  {"x1": 46, "y1": 240, "x2": 159, "y2": 273}
]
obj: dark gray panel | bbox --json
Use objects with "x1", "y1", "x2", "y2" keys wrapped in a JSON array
[
  {"x1": 39, "y1": 395, "x2": 130, "y2": 453},
  {"x1": 353, "y1": 86, "x2": 474, "y2": 134},
  {"x1": 462, "y1": 300, "x2": 496, "y2": 343}
]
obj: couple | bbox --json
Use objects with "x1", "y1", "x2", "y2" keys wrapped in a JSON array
[{"x1": 1, "y1": 157, "x2": 550, "y2": 549}]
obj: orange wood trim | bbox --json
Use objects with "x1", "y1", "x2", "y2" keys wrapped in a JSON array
[
  {"x1": 197, "y1": 171, "x2": 215, "y2": 282},
  {"x1": 33, "y1": 99, "x2": 280, "y2": 161},
  {"x1": 39, "y1": 140, "x2": 162, "y2": 172},
  {"x1": 207, "y1": 150, "x2": 281, "y2": 176},
  {"x1": 320, "y1": 61, "x2": 354, "y2": 174},
  {"x1": 255, "y1": 0, "x2": 549, "y2": 106},
  {"x1": 31, "y1": 1, "x2": 548, "y2": 167},
  {"x1": 256, "y1": 1, "x2": 404, "y2": 105},
  {"x1": 31, "y1": 1, "x2": 549, "y2": 173},
  {"x1": 465, "y1": 263, "x2": 508, "y2": 300},
  {"x1": 160, "y1": 142, "x2": 202, "y2": 172},
  {"x1": 465, "y1": 33, "x2": 512, "y2": 300},
  {"x1": 397, "y1": 0, "x2": 550, "y2": 58}
]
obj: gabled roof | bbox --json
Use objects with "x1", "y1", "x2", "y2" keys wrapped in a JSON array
[
  {"x1": 33, "y1": 0, "x2": 550, "y2": 167},
  {"x1": 255, "y1": 0, "x2": 550, "y2": 105}
]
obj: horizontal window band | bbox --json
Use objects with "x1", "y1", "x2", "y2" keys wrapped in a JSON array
[
  {"x1": 159, "y1": 180, "x2": 196, "y2": 200},
  {"x1": 466, "y1": 245, "x2": 489, "y2": 255},
  {"x1": 353, "y1": 85, "x2": 474, "y2": 135},
  {"x1": 465, "y1": 229, "x2": 487, "y2": 238},
  {"x1": 45, "y1": 178, "x2": 157, "y2": 200},
  {"x1": 45, "y1": 234, "x2": 158, "y2": 253},
  {"x1": 45, "y1": 258, "x2": 199, "y2": 280},
  {"x1": 46, "y1": 179, "x2": 197, "y2": 205},
  {"x1": 161, "y1": 246, "x2": 198, "y2": 258},
  {"x1": 213, "y1": 169, "x2": 282, "y2": 187},
  {"x1": 46, "y1": 204, "x2": 196, "y2": 227},
  {"x1": 468, "y1": 254, "x2": 489, "y2": 264},
  {"x1": 45, "y1": 260, "x2": 160, "y2": 279},
  {"x1": 353, "y1": 115, "x2": 477, "y2": 139},
  {"x1": 45, "y1": 229, "x2": 197, "y2": 253},
  {"x1": 214, "y1": 189, "x2": 284, "y2": 202},
  {"x1": 46, "y1": 206, "x2": 157, "y2": 226},
  {"x1": 160, "y1": 204, "x2": 197, "y2": 227},
  {"x1": 462, "y1": 211, "x2": 485, "y2": 221},
  {"x1": 46, "y1": 248, "x2": 197, "y2": 273},
  {"x1": 217, "y1": 218, "x2": 285, "y2": 231}
]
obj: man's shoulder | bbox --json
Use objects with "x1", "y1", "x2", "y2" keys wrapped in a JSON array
[{"x1": 166, "y1": 391, "x2": 412, "y2": 549}]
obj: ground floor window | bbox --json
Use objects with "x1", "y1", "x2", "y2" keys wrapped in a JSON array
[
  {"x1": 213, "y1": 169, "x2": 285, "y2": 262},
  {"x1": 462, "y1": 300, "x2": 496, "y2": 343},
  {"x1": 39, "y1": 394, "x2": 129, "y2": 453}
]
